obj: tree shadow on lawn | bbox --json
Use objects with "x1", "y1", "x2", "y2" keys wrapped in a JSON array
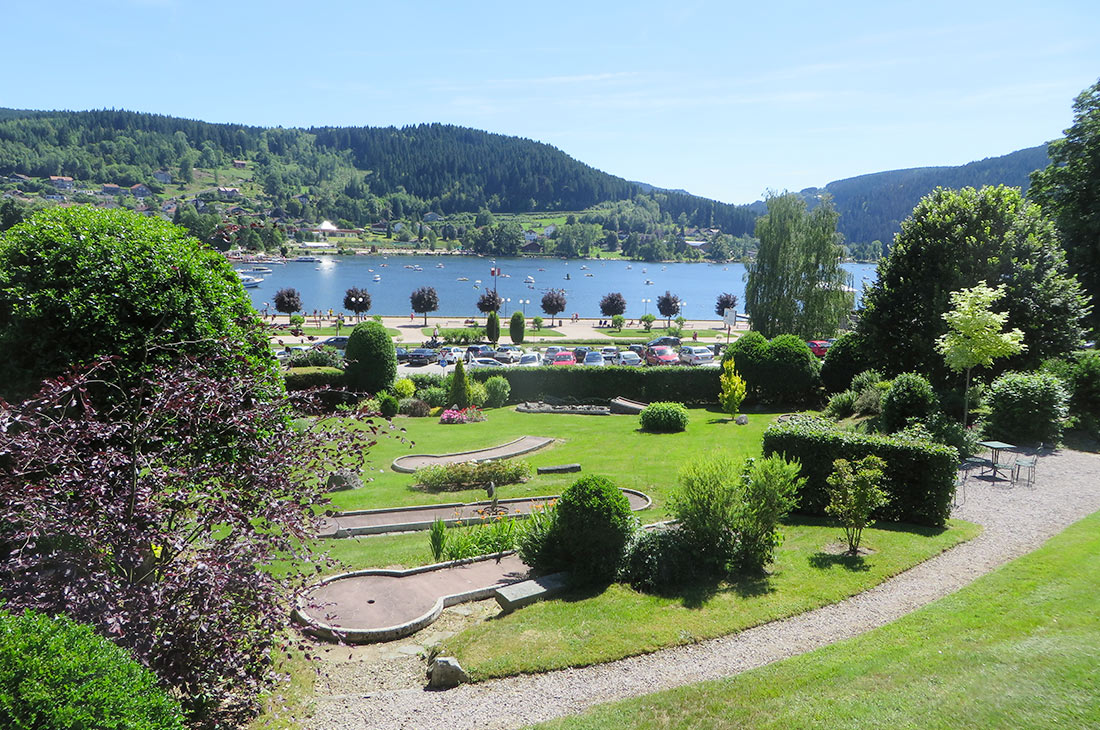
[{"x1": 807, "y1": 551, "x2": 871, "y2": 572}]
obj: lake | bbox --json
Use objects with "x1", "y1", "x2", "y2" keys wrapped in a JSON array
[{"x1": 241, "y1": 255, "x2": 879, "y2": 320}]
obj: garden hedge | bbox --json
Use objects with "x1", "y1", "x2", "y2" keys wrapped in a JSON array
[
  {"x1": 762, "y1": 417, "x2": 956, "y2": 527},
  {"x1": 467, "y1": 365, "x2": 720, "y2": 405},
  {"x1": 283, "y1": 366, "x2": 346, "y2": 391}
]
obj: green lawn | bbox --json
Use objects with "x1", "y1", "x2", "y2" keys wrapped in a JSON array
[
  {"x1": 533, "y1": 511, "x2": 1100, "y2": 730},
  {"x1": 442, "y1": 517, "x2": 977, "y2": 680}
]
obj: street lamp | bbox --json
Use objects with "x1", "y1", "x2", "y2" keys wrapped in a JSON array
[
  {"x1": 642, "y1": 298, "x2": 651, "y2": 315},
  {"x1": 520, "y1": 298, "x2": 530, "y2": 316}
]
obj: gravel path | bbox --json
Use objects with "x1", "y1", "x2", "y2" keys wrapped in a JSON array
[{"x1": 306, "y1": 448, "x2": 1100, "y2": 730}]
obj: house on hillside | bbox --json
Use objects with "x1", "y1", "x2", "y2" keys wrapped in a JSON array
[
  {"x1": 232, "y1": 160, "x2": 248, "y2": 169},
  {"x1": 7, "y1": 173, "x2": 30, "y2": 184},
  {"x1": 521, "y1": 241, "x2": 543, "y2": 254},
  {"x1": 218, "y1": 187, "x2": 242, "y2": 200},
  {"x1": 543, "y1": 224, "x2": 556, "y2": 235},
  {"x1": 152, "y1": 170, "x2": 172, "y2": 184},
  {"x1": 130, "y1": 183, "x2": 152, "y2": 198},
  {"x1": 422, "y1": 211, "x2": 442, "y2": 222},
  {"x1": 102, "y1": 183, "x2": 123, "y2": 196},
  {"x1": 49, "y1": 176, "x2": 74, "y2": 190}
]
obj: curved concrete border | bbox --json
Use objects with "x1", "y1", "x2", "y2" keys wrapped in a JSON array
[
  {"x1": 392, "y1": 436, "x2": 554, "y2": 473},
  {"x1": 294, "y1": 553, "x2": 527, "y2": 644},
  {"x1": 609, "y1": 396, "x2": 648, "y2": 415},
  {"x1": 318, "y1": 488, "x2": 653, "y2": 538}
]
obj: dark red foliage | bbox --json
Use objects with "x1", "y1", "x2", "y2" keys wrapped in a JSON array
[{"x1": 0, "y1": 349, "x2": 379, "y2": 727}]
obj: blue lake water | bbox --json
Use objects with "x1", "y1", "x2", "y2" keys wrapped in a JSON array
[{"x1": 242, "y1": 255, "x2": 880, "y2": 320}]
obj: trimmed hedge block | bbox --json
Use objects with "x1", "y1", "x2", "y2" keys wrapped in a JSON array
[
  {"x1": 283, "y1": 366, "x2": 346, "y2": 391},
  {"x1": 467, "y1": 365, "x2": 720, "y2": 405},
  {"x1": 762, "y1": 417, "x2": 956, "y2": 527}
]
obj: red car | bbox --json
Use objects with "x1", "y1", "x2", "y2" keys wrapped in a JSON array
[
  {"x1": 645, "y1": 346, "x2": 679, "y2": 366},
  {"x1": 551, "y1": 351, "x2": 577, "y2": 366},
  {"x1": 807, "y1": 340, "x2": 831, "y2": 357}
]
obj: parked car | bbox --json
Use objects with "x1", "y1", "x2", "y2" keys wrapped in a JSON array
[
  {"x1": 407, "y1": 348, "x2": 439, "y2": 366},
  {"x1": 464, "y1": 344, "x2": 496, "y2": 360},
  {"x1": 614, "y1": 351, "x2": 643, "y2": 367},
  {"x1": 645, "y1": 346, "x2": 679, "y2": 366},
  {"x1": 395, "y1": 346, "x2": 409, "y2": 363},
  {"x1": 679, "y1": 345, "x2": 714, "y2": 366},
  {"x1": 551, "y1": 351, "x2": 577, "y2": 366},
  {"x1": 468, "y1": 357, "x2": 504, "y2": 369},
  {"x1": 543, "y1": 346, "x2": 565, "y2": 362},
  {"x1": 647, "y1": 335, "x2": 681, "y2": 349},
  {"x1": 572, "y1": 346, "x2": 592, "y2": 362},
  {"x1": 582, "y1": 351, "x2": 606, "y2": 367},
  {"x1": 628, "y1": 344, "x2": 646, "y2": 357},
  {"x1": 806, "y1": 340, "x2": 831, "y2": 357},
  {"x1": 318, "y1": 336, "x2": 349, "y2": 350},
  {"x1": 600, "y1": 346, "x2": 620, "y2": 361},
  {"x1": 437, "y1": 346, "x2": 465, "y2": 365},
  {"x1": 493, "y1": 345, "x2": 523, "y2": 363},
  {"x1": 517, "y1": 353, "x2": 542, "y2": 367}
]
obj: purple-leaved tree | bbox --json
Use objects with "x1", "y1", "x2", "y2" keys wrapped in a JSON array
[{"x1": 0, "y1": 345, "x2": 379, "y2": 728}]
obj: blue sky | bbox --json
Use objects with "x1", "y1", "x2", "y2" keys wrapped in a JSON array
[{"x1": 5, "y1": 0, "x2": 1098, "y2": 203}]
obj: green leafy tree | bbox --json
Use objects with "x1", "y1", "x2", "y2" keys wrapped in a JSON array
[
  {"x1": 640, "y1": 313, "x2": 656, "y2": 331},
  {"x1": 857, "y1": 186, "x2": 1087, "y2": 379},
  {"x1": 826, "y1": 456, "x2": 889, "y2": 555},
  {"x1": 611, "y1": 314, "x2": 625, "y2": 331},
  {"x1": 509, "y1": 310, "x2": 525, "y2": 344},
  {"x1": 1030, "y1": 79, "x2": 1100, "y2": 332},
  {"x1": 0, "y1": 206, "x2": 275, "y2": 402},
  {"x1": 715, "y1": 292, "x2": 738, "y2": 317},
  {"x1": 744, "y1": 193, "x2": 851, "y2": 339},
  {"x1": 486, "y1": 310, "x2": 500, "y2": 344},
  {"x1": 477, "y1": 289, "x2": 503, "y2": 314},
  {"x1": 345, "y1": 321, "x2": 396, "y2": 393},
  {"x1": 935, "y1": 282, "x2": 1026, "y2": 424},
  {"x1": 718, "y1": 357, "x2": 747, "y2": 418},
  {"x1": 410, "y1": 286, "x2": 439, "y2": 325}
]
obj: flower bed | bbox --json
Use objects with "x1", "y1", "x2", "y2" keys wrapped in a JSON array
[{"x1": 439, "y1": 406, "x2": 486, "y2": 424}]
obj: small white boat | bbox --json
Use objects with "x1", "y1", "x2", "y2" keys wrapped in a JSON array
[
  {"x1": 236, "y1": 273, "x2": 263, "y2": 288},
  {"x1": 373, "y1": 274, "x2": 381, "y2": 282},
  {"x1": 292, "y1": 255, "x2": 322, "y2": 263},
  {"x1": 644, "y1": 279, "x2": 654, "y2": 285},
  {"x1": 436, "y1": 263, "x2": 445, "y2": 268},
  {"x1": 580, "y1": 265, "x2": 589, "y2": 270},
  {"x1": 457, "y1": 277, "x2": 469, "y2": 281},
  {"x1": 585, "y1": 273, "x2": 594, "y2": 277},
  {"x1": 524, "y1": 275, "x2": 536, "y2": 284}
]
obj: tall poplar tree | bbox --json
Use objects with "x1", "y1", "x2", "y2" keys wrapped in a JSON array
[{"x1": 744, "y1": 193, "x2": 850, "y2": 339}]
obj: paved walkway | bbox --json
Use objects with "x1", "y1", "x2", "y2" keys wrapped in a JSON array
[
  {"x1": 306, "y1": 447, "x2": 1100, "y2": 730},
  {"x1": 317, "y1": 489, "x2": 651, "y2": 538},
  {"x1": 391, "y1": 436, "x2": 555, "y2": 473}
]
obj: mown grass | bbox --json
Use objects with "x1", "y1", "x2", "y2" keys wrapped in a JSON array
[
  {"x1": 442, "y1": 517, "x2": 978, "y2": 680},
  {"x1": 533, "y1": 510, "x2": 1100, "y2": 730}
]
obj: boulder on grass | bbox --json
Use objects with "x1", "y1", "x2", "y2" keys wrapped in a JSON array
[
  {"x1": 326, "y1": 468, "x2": 363, "y2": 492},
  {"x1": 428, "y1": 657, "x2": 469, "y2": 689}
]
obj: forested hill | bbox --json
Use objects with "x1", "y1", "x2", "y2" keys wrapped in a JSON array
[
  {"x1": 801, "y1": 145, "x2": 1050, "y2": 246},
  {"x1": 0, "y1": 108, "x2": 756, "y2": 233}
]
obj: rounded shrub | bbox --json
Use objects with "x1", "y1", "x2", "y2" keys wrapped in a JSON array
[
  {"x1": 0, "y1": 608, "x2": 185, "y2": 730},
  {"x1": 881, "y1": 372, "x2": 937, "y2": 432},
  {"x1": 554, "y1": 475, "x2": 636, "y2": 584},
  {"x1": 398, "y1": 397, "x2": 430, "y2": 417},
  {"x1": 1068, "y1": 351, "x2": 1100, "y2": 432},
  {"x1": 468, "y1": 379, "x2": 488, "y2": 408},
  {"x1": 378, "y1": 393, "x2": 399, "y2": 418},
  {"x1": 820, "y1": 332, "x2": 873, "y2": 393},
  {"x1": 724, "y1": 330, "x2": 768, "y2": 397},
  {"x1": 765, "y1": 334, "x2": 820, "y2": 404},
  {"x1": 344, "y1": 321, "x2": 397, "y2": 394},
  {"x1": 639, "y1": 401, "x2": 690, "y2": 432},
  {"x1": 621, "y1": 528, "x2": 695, "y2": 593},
  {"x1": 285, "y1": 345, "x2": 343, "y2": 369},
  {"x1": 484, "y1": 376, "x2": 511, "y2": 408},
  {"x1": 983, "y1": 371, "x2": 1069, "y2": 444},
  {"x1": 0, "y1": 207, "x2": 276, "y2": 402},
  {"x1": 393, "y1": 377, "x2": 416, "y2": 399},
  {"x1": 420, "y1": 385, "x2": 448, "y2": 408}
]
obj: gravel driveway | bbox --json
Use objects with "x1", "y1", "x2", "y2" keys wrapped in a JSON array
[{"x1": 305, "y1": 447, "x2": 1100, "y2": 730}]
